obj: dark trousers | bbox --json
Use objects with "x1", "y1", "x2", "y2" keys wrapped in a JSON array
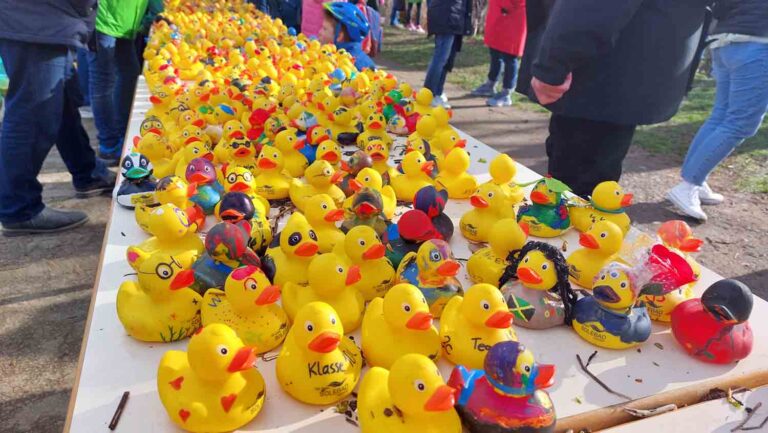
[
  {"x1": 406, "y1": 2, "x2": 421, "y2": 25},
  {"x1": 488, "y1": 48, "x2": 520, "y2": 90},
  {"x1": 545, "y1": 114, "x2": 636, "y2": 197},
  {"x1": 0, "y1": 40, "x2": 99, "y2": 223},
  {"x1": 424, "y1": 34, "x2": 461, "y2": 97}
]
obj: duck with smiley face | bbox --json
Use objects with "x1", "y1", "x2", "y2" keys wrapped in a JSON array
[{"x1": 262, "y1": 212, "x2": 320, "y2": 286}]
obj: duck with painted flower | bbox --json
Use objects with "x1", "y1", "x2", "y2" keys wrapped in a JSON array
[{"x1": 516, "y1": 176, "x2": 572, "y2": 238}]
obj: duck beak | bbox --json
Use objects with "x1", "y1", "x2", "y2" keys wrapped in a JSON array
[
  {"x1": 184, "y1": 136, "x2": 202, "y2": 145},
  {"x1": 192, "y1": 119, "x2": 205, "y2": 128},
  {"x1": 293, "y1": 139, "x2": 306, "y2": 150},
  {"x1": 370, "y1": 151, "x2": 386, "y2": 161},
  {"x1": 424, "y1": 385, "x2": 456, "y2": 412},
  {"x1": 330, "y1": 171, "x2": 345, "y2": 184},
  {"x1": 406, "y1": 311, "x2": 433, "y2": 330},
  {"x1": 202, "y1": 152, "x2": 214, "y2": 161},
  {"x1": 517, "y1": 266, "x2": 543, "y2": 285},
  {"x1": 356, "y1": 202, "x2": 379, "y2": 216},
  {"x1": 534, "y1": 364, "x2": 556, "y2": 389},
  {"x1": 593, "y1": 285, "x2": 621, "y2": 304},
  {"x1": 518, "y1": 222, "x2": 530, "y2": 237},
  {"x1": 470, "y1": 195, "x2": 489, "y2": 208},
  {"x1": 421, "y1": 161, "x2": 435, "y2": 175},
  {"x1": 345, "y1": 265, "x2": 362, "y2": 285},
  {"x1": 454, "y1": 139, "x2": 467, "y2": 149},
  {"x1": 295, "y1": 242, "x2": 319, "y2": 257},
  {"x1": 437, "y1": 260, "x2": 460, "y2": 277},
  {"x1": 150, "y1": 95, "x2": 163, "y2": 105},
  {"x1": 169, "y1": 269, "x2": 195, "y2": 290},
  {"x1": 324, "y1": 209, "x2": 345, "y2": 222},
  {"x1": 679, "y1": 237, "x2": 704, "y2": 253},
  {"x1": 227, "y1": 346, "x2": 257, "y2": 372},
  {"x1": 369, "y1": 121, "x2": 382, "y2": 129},
  {"x1": 230, "y1": 181, "x2": 250, "y2": 192},
  {"x1": 620, "y1": 193, "x2": 634, "y2": 207},
  {"x1": 220, "y1": 208, "x2": 245, "y2": 221},
  {"x1": 530, "y1": 191, "x2": 550, "y2": 205},
  {"x1": 579, "y1": 232, "x2": 600, "y2": 249},
  {"x1": 707, "y1": 303, "x2": 739, "y2": 324},
  {"x1": 186, "y1": 183, "x2": 198, "y2": 197},
  {"x1": 189, "y1": 172, "x2": 208, "y2": 183},
  {"x1": 485, "y1": 310, "x2": 514, "y2": 329},
  {"x1": 255, "y1": 284, "x2": 281, "y2": 305},
  {"x1": 321, "y1": 151, "x2": 339, "y2": 163},
  {"x1": 363, "y1": 243, "x2": 386, "y2": 260},
  {"x1": 229, "y1": 131, "x2": 245, "y2": 139},
  {"x1": 349, "y1": 178, "x2": 364, "y2": 192},
  {"x1": 148, "y1": 128, "x2": 164, "y2": 136},
  {"x1": 234, "y1": 147, "x2": 252, "y2": 158},
  {"x1": 308, "y1": 331, "x2": 341, "y2": 353},
  {"x1": 258, "y1": 158, "x2": 277, "y2": 169}
]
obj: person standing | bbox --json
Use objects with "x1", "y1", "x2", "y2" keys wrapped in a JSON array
[
  {"x1": 404, "y1": 0, "x2": 425, "y2": 33},
  {"x1": 520, "y1": 0, "x2": 712, "y2": 197},
  {"x1": 667, "y1": 0, "x2": 768, "y2": 221},
  {"x1": 0, "y1": 0, "x2": 116, "y2": 235},
  {"x1": 470, "y1": 0, "x2": 526, "y2": 107},
  {"x1": 88, "y1": 0, "x2": 148, "y2": 164},
  {"x1": 423, "y1": 0, "x2": 472, "y2": 109}
]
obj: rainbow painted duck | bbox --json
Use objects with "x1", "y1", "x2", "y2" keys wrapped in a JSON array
[
  {"x1": 190, "y1": 221, "x2": 261, "y2": 294},
  {"x1": 517, "y1": 177, "x2": 571, "y2": 238},
  {"x1": 184, "y1": 157, "x2": 223, "y2": 214},
  {"x1": 395, "y1": 239, "x2": 462, "y2": 317}
]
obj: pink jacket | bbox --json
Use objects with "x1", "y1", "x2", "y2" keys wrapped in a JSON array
[{"x1": 301, "y1": 0, "x2": 330, "y2": 38}]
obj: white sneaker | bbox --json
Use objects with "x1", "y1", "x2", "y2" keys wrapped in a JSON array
[
  {"x1": 667, "y1": 181, "x2": 708, "y2": 221},
  {"x1": 699, "y1": 181, "x2": 724, "y2": 205},
  {"x1": 79, "y1": 106, "x2": 94, "y2": 119}
]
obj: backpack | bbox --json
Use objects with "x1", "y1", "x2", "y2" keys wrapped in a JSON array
[{"x1": 355, "y1": 1, "x2": 382, "y2": 56}]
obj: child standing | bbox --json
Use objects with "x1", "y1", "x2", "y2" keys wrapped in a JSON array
[
  {"x1": 318, "y1": 2, "x2": 376, "y2": 70},
  {"x1": 424, "y1": 0, "x2": 472, "y2": 108},
  {"x1": 471, "y1": 0, "x2": 526, "y2": 107},
  {"x1": 405, "y1": 0, "x2": 424, "y2": 33}
]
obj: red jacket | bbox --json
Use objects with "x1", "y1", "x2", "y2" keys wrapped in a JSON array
[{"x1": 483, "y1": 0, "x2": 526, "y2": 56}]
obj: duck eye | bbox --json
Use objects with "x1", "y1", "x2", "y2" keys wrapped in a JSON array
[
  {"x1": 188, "y1": 165, "x2": 196, "y2": 172},
  {"x1": 429, "y1": 250, "x2": 441, "y2": 262},
  {"x1": 273, "y1": 153, "x2": 278, "y2": 158},
  {"x1": 601, "y1": 274, "x2": 606, "y2": 280},
  {"x1": 358, "y1": 239, "x2": 366, "y2": 246},
  {"x1": 321, "y1": 203, "x2": 328, "y2": 209},
  {"x1": 524, "y1": 365, "x2": 531, "y2": 373},
  {"x1": 336, "y1": 266, "x2": 344, "y2": 274},
  {"x1": 204, "y1": 165, "x2": 211, "y2": 172},
  {"x1": 217, "y1": 345, "x2": 228, "y2": 356},
  {"x1": 541, "y1": 263, "x2": 548, "y2": 270},
  {"x1": 305, "y1": 321, "x2": 314, "y2": 332},
  {"x1": 620, "y1": 282, "x2": 628, "y2": 288},
  {"x1": 615, "y1": 191, "x2": 621, "y2": 195},
  {"x1": 402, "y1": 303, "x2": 411, "y2": 312},
  {"x1": 245, "y1": 278, "x2": 258, "y2": 291},
  {"x1": 193, "y1": 148, "x2": 199, "y2": 154},
  {"x1": 364, "y1": 177, "x2": 370, "y2": 182},
  {"x1": 600, "y1": 232, "x2": 608, "y2": 238},
  {"x1": 487, "y1": 192, "x2": 494, "y2": 198},
  {"x1": 523, "y1": 257, "x2": 529, "y2": 263},
  {"x1": 288, "y1": 233, "x2": 302, "y2": 246},
  {"x1": 227, "y1": 173, "x2": 237, "y2": 183},
  {"x1": 243, "y1": 172, "x2": 253, "y2": 181},
  {"x1": 330, "y1": 316, "x2": 336, "y2": 325},
  {"x1": 414, "y1": 380, "x2": 426, "y2": 392},
  {"x1": 123, "y1": 159, "x2": 133, "y2": 169},
  {"x1": 156, "y1": 263, "x2": 173, "y2": 279},
  {"x1": 308, "y1": 230, "x2": 318, "y2": 241},
  {"x1": 481, "y1": 301, "x2": 490, "y2": 310}
]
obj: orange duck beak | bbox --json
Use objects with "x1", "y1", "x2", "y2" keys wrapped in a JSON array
[
  {"x1": 517, "y1": 266, "x2": 543, "y2": 285},
  {"x1": 485, "y1": 310, "x2": 514, "y2": 329},
  {"x1": 192, "y1": 119, "x2": 205, "y2": 128},
  {"x1": 437, "y1": 260, "x2": 460, "y2": 277},
  {"x1": 470, "y1": 195, "x2": 488, "y2": 208},
  {"x1": 189, "y1": 172, "x2": 209, "y2": 183},
  {"x1": 424, "y1": 385, "x2": 456, "y2": 412},
  {"x1": 320, "y1": 151, "x2": 339, "y2": 163},
  {"x1": 169, "y1": 269, "x2": 195, "y2": 290},
  {"x1": 308, "y1": 331, "x2": 341, "y2": 353},
  {"x1": 530, "y1": 191, "x2": 550, "y2": 205},
  {"x1": 295, "y1": 242, "x2": 319, "y2": 257},
  {"x1": 258, "y1": 158, "x2": 277, "y2": 169},
  {"x1": 518, "y1": 221, "x2": 530, "y2": 237},
  {"x1": 234, "y1": 147, "x2": 252, "y2": 158},
  {"x1": 227, "y1": 346, "x2": 257, "y2": 372},
  {"x1": 349, "y1": 178, "x2": 364, "y2": 192},
  {"x1": 255, "y1": 285, "x2": 281, "y2": 305},
  {"x1": 293, "y1": 139, "x2": 306, "y2": 150},
  {"x1": 406, "y1": 311, "x2": 433, "y2": 330},
  {"x1": 454, "y1": 139, "x2": 467, "y2": 149},
  {"x1": 421, "y1": 161, "x2": 435, "y2": 175},
  {"x1": 330, "y1": 171, "x2": 345, "y2": 184},
  {"x1": 345, "y1": 265, "x2": 362, "y2": 285},
  {"x1": 230, "y1": 181, "x2": 250, "y2": 192},
  {"x1": 579, "y1": 232, "x2": 600, "y2": 249},
  {"x1": 535, "y1": 364, "x2": 556, "y2": 388},
  {"x1": 324, "y1": 209, "x2": 345, "y2": 222},
  {"x1": 620, "y1": 193, "x2": 634, "y2": 207},
  {"x1": 363, "y1": 243, "x2": 386, "y2": 260},
  {"x1": 679, "y1": 237, "x2": 704, "y2": 253}
]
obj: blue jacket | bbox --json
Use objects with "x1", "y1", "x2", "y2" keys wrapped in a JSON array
[
  {"x1": 337, "y1": 41, "x2": 376, "y2": 71},
  {"x1": 0, "y1": 0, "x2": 97, "y2": 49},
  {"x1": 713, "y1": 0, "x2": 768, "y2": 38}
]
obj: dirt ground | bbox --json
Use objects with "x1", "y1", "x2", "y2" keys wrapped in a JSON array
[{"x1": 0, "y1": 63, "x2": 766, "y2": 432}]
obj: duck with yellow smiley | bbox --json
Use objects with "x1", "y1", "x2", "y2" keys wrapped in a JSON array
[
  {"x1": 395, "y1": 239, "x2": 463, "y2": 317},
  {"x1": 358, "y1": 353, "x2": 461, "y2": 433},
  {"x1": 566, "y1": 220, "x2": 625, "y2": 288},
  {"x1": 276, "y1": 302, "x2": 362, "y2": 405},
  {"x1": 289, "y1": 159, "x2": 346, "y2": 211},
  {"x1": 517, "y1": 176, "x2": 572, "y2": 238},
  {"x1": 253, "y1": 146, "x2": 292, "y2": 200},
  {"x1": 569, "y1": 181, "x2": 634, "y2": 234},
  {"x1": 499, "y1": 241, "x2": 576, "y2": 329},
  {"x1": 262, "y1": 212, "x2": 320, "y2": 286}
]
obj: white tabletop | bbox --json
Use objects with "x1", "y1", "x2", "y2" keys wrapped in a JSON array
[{"x1": 64, "y1": 76, "x2": 768, "y2": 432}]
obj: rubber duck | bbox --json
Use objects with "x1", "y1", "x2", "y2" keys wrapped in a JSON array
[
  {"x1": 341, "y1": 187, "x2": 390, "y2": 237},
  {"x1": 332, "y1": 225, "x2": 395, "y2": 301},
  {"x1": 569, "y1": 181, "x2": 633, "y2": 234},
  {"x1": 273, "y1": 127, "x2": 309, "y2": 177},
  {"x1": 413, "y1": 88, "x2": 435, "y2": 116},
  {"x1": 409, "y1": 185, "x2": 454, "y2": 240},
  {"x1": 139, "y1": 114, "x2": 166, "y2": 137},
  {"x1": 304, "y1": 194, "x2": 346, "y2": 253},
  {"x1": 343, "y1": 167, "x2": 397, "y2": 220},
  {"x1": 357, "y1": 111, "x2": 392, "y2": 149},
  {"x1": 215, "y1": 192, "x2": 272, "y2": 254},
  {"x1": 499, "y1": 241, "x2": 576, "y2": 329},
  {"x1": 358, "y1": 353, "x2": 461, "y2": 433},
  {"x1": 315, "y1": 139, "x2": 342, "y2": 170},
  {"x1": 486, "y1": 154, "x2": 525, "y2": 204},
  {"x1": 134, "y1": 130, "x2": 175, "y2": 178},
  {"x1": 448, "y1": 341, "x2": 556, "y2": 433},
  {"x1": 216, "y1": 133, "x2": 259, "y2": 172},
  {"x1": 327, "y1": 106, "x2": 359, "y2": 146},
  {"x1": 431, "y1": 129, "x2": 467, "y2": 169},
  {"x1": 516, "y1": 177, "x2": 572, "y2": 237},
  {"x1": 185, "y1": 157, "x2": 223, "y2": 215},
  {"x1": 391, "y1": 151, "x2": 436, "y2": 202},
  {"x1": 175, "y1": 123, "x2": 213, "y2": 155},
  {"x1": 276, "y1": 302, "x2": 362, "y2": 405},
  {"x1": 253, "y1": 146, "x2": 292, "y2": 200},
  {"x1": 155, "y1": 176, "x2": 206, "y2": 230},
  {"x1": 435, "y1": 148, "x2": 478, "y2": 199},
  {"x1": 157, "y1": 323, "x2": 265, "y2": 432},
  {"x1": 262, "y1": 212, "x2": 319, "y2": 286},
  {"x1": 306, "y1": 124, "x2": 331, "y2": 147},
  {"x1": 363, "y1": 139, "x2": 398, "y2": 181},
  {"x1": 431, "y1": 105, "x2": 456, "y2": 137},
  {"x1": 566, "y1": 220, "x2": 624, "y2": 288},
  {"x1": 190, "y1": 221, "x2": 261, "y2": 294},
  {"x1": 672, "y1": 279, "x2": 754, "y2": 364},
  {"x1": 395, "y1": 239, "x2": 462, "y2": 317},
  {"x1": 201, "y1": 265, "x2": 288, "y2": 353},
  {"x1": 466, "y1": 218, "x2": 529, "y2": 285},
  {"x1": 117, "y1": 152, "x2": 157, "y2": 209},
  {"x1": 289, "y1": 159, "x2": 346, "y2": 211},
  {"x1": 172, "y1": 134, "x2": 215, "y2": 180},
  {"x1": 460, "y1": 182, "x2": 517, "y2": 243},
  {"x1": 117, "y1": 250, "x2": 201, "y2": 342},
  {"x1": 127, "y1": 203, "x2": 204, "y2": 271}
]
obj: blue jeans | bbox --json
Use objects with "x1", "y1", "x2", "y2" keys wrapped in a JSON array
[
  {"x1": 424, "y1": 34, "x2": 460, "y2": 97},
  {"x1": 88, "y1": 31, "x2": 141, "y2": 153},
  {"x1": 488, "y1": 48, "x2": 520, "y2": 90},
  {"x1": 0, "y1": 40, "x2": 102, "y2": 223},
  {"x1": 681, "y1": 42, "x2": 768, "y2": 185},
  {"x1": 76, "y1": 48, "x2": 90, "y2": 106}
]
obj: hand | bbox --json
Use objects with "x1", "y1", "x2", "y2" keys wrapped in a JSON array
[{"x1": 531, "y1": 73, "x2": 572, "y2": 105}]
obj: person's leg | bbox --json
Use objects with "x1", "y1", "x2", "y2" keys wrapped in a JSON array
[
  {"x1": 472, "y1": 48, "x2": 499, "y2": 97},
  {"x1": 405, "y1": 2, "x2": 414, "y2": 28},
  {"x1": 487, "y1": 53, "x2": 520, "y2": 106},
  {"x1": 113, "y1": 37, "x2": 141, "y2": 150},
  {"x1": 424, "y1": 34, "x2": 453, "y2": 96},
  {"x1": 76, "y1": 48, "x2": 90, "y2": 106},
  {"x1": 88, "y1": 31, "x2": 122, "y2": 161},
  {"x1": 415, "y1": 2, "x2": 422, "y2": 28},
  {"x1": 434, "y1": 34, "x2": 460, "y2": 102}
]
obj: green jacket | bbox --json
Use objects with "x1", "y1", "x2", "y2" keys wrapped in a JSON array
[{"x1": 96, "y1": 0, "x2": 150, "y2": 38}]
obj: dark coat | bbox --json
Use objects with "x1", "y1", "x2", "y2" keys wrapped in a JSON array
[
  {"x1": 0, "y1": 0, "x2": 97, "y2": 49},
  {"x1": 427, "y1": 0, "x2": 473, "y2": 36},
  {"x1": 520, "y1": 0, "x2": 712, "y2": 126},
  {"x1": 712, "y1": 0, "x2": 768, "y2": 38}
]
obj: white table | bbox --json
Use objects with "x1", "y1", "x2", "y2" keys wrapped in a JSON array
[{"x1": 64, "y1": 76, "x2": 768, "y2": 432}]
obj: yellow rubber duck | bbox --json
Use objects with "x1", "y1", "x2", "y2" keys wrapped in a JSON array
[
  {"x1": 358, "y1": 353, "x2": 461, "y2": 433},
  {"x1": 343, "y1": 167, "x2": 397, "y2": 220},
  {"x1": 413, "y1": 88, "x2": 435, "y2": 116},
  {"x1": 466, "y1": 218, "x2": 529, "y2": 285},
  {"x1": 303, "y1": 194, "x2": 346, "y2": 253},
  {"x1": 154, "y1": 175, "x2": 206, "y2": 230},
  {"x1": 327, "y1": 106, "x2": 359, "y2": 144},
  {"x1": 253, "y1": 146, "x2": 291, "y2": 200},
  {"x1": 315, "y1": 138, "x2": 342, "y2": 170},
  {"x1": 567, "y1": 220, "x2": 625, "y2": 288},
  {"x1": 459, "y1": 182, "x2": 517, "y2": 242},
  {"x1": 361, "y1": 283, "x2": 440, "y2": 368},
  {"x1": 431, "y1": 105, "x2": 456, "y2": 137},
  {"x1": 283, "y1": 254, "x2": 364, "y2": 333},
  {"x1": 273, "y1": 127, "x2": 309, "y2": 177},
  {"x1": 391, "y1": 151, "x2": 436, "y2": 202},
  {"x1": 157, "y1": 323, "x2": 265, "y2": 432},
  {"x1": 431, "y1": 129, "x2": 467, "y2": 170},
  {"x1": 276, "y1": 302, "x2": 362, "y2": 405},
  {"x1": 363, "y1": 139, "x2": 398, "y2": 181},
  {"x1": 440, "y1": 283, "x2": 517, "y2": 369},
  {"x1": 435, "y1": 148, "x2": 478, "y2": 199},
  {"x1": 215, "y1": 133, "x2": 258, "y2": 172},
  {"x1": 134, "y1": 131, "x2": 175, "y2": 178},
  {"x1": 357, "y1": 111, "x2": 392, "y2": 149},
  {"x1": 201, "y1": 265, "x2": 288, "y2": 353},
  {"x1": 117, "y1": 250, "x2": 202, "y2": 342},
  {"x1": 486, "y1": 153, "x2": 525, "y2": 204},
  {"x1": 127, "y1": 203, "x2": 204, "y2": 271},
  {"x1": 289, "y1": 160, "x2": 346, "y2": 211},
  {"x1": 406, "y1": 115, "x2": 437, "y2": 152},
  {"x1": 262, "y1": 212, "x2": 319, "y2": 286},
  {"x1": 569, "y1": 181, "x2": 633, "y2": 234},
  {"x1": 333, "y1": 225, "x2": 395, "y2": 301},
  {"x1": 172, "y1": 135, "x2": 214, "y2": 178}
]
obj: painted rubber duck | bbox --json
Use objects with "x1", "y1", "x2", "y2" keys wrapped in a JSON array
[
  {"x1": 435, "y1": 148, "x2": 478, "y2": 199},
  {"x1": 213, "y1": 120, "x2": 246, "y2": 163},
  {"x1": 363, "y1": 139, "x2": 398, "y2": 182},
  {"x1": 289, "y1": 159, "x2": 346, "y2": 211},
  {"x1": 219, "y1": 165, "x2": 271, "y2": 216},
  {"x1": 217, "y1": 133, "x2": 259, "y2": 172},
  {"x1": 499, "y1": 241, "x2": 576, "y2": 329},
  {"x1": 361, "y1": 283, "x2": 440, "y2": 368},
  {"x1": 185, "y1": 157, "x2": 223, "y2": 215},
  {"x1": 466, "y1": 218, "x2": 529, "y2": 285},
  {"x1": 357, "y1": 111, "x2": 393, "y2": 149},
  {"x1": 283, "y1": 253, "x2": 364, "y2": 332},
  {"x1": 201, "y1": 265, "x2": 288, "y2": 353},
  {"x1": 273, "y1": 127, "x2": 309, "y2": 177},
  {"x1": 407, "y1": 185, "x2": 453, "y2": 240},
  {"x1": 395, "y1": 239, "x2": 463, "y2": 317},
  {"x1": 339, "y1": 150, "x2": 373, "y2": 196},
  {"x1": 359, "y1": 353, "x2": 461, "y2": 433},
  {"x1": 155, "y1": 175, "x2": 206, "y2": 230},
  {"x1": 566, "y1": 220, "x2": 624, "y2": 288},
  {"x1": 262, "y1": 212, "x2": 320, "y2": 286},
  {"x1": 517, "y1": 177, "x2": 572, "y2": 238},
  {"x1": 327, "y1": 106, "x2": 359, "y2": 146},
  {"x1": 215, "y1": 192, "x2": 272, "y2": 254},
  {"x1": 460, "y1": 182, "x2": 517, "y2": 243},
  {"x1": 672, "y1": 279, "x2": 753, "y2": 364},
  {"x1": 304, "y1": 194, "x2": 346, "y2": 253},
  {"x1": 569, "y1": 181, "x2": 633, "y2": 234},
  {"x1": 485, "y1": 154, "x2": 525, "y2": 204},
  {"x1": 449, "y1": 341, "x2": 556, "y2": 433},
  {"x1": 117, "y1": 250, "x2": 201, "y2": 342},
  {"x1": 253, "y1": 146, "x2": 292, "y2": 200},
  {"x1": 276, "y1": 302, "x2": 362, "y2": 405},
  {"x1": 116, "y1": 152, "x2": 157, "y2": 209},
  {"x1": 127, "y1": 203, "x2": 204, "y2": 271},
  {"x1": 341, "y1": 187, "x2": 390, "y2": 237},
  {"x1": 440, "y1": 283, "x2": 517, "y2": 369},
  {"x1": 391, "y1": 150, "x2": 436, "y2": 202},
  {"x1": 191, "y1": 221, "x2": 261, "y2": 294},
  {"x1": 173, "y1": 127, "x2": 214, "y2": 176},
  {"x1": 157, "y1": 323, "x2": 265, "y2": 432},
  {"x1": 344, "y1": 167, "x2": 397, "y2": 220},
  {"x1": 334, "y1": 225, "x2": 395, "y2": 301}
]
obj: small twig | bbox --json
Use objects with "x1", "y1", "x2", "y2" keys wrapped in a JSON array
[
  {"x1": 585, "y1": 350, "x2": 598, "y2": 368},
  {"x1": 624, "y1": 404, "x2": 677, "y2": 418},
  {"x1": 742, "y1": 416, "x2": 768, "y2": 431},
  {"x1": 732, "y1": 402, "x2": 763, "y2": 432},
  {"x1": 576, "y1": 354, "x2": 632, "y2": 401},
  {"x1": 109, "y1": 391, "x2": 130, "y2": 430}
]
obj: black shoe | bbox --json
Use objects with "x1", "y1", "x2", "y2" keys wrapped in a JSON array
[
  {"x1": 2, "y1": 206, "x2": 89, "y2": 236},
  {"x1": 75, "y1": 168, "x2": 117, "y2": 198},
  {"x1": 98, "y1": 149, "x2": 122, "y2": 167}
]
